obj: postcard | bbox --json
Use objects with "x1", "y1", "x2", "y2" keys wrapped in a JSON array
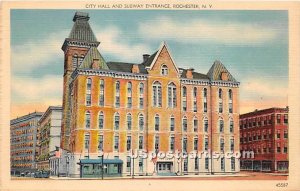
[{"x1": 0, "y1": 1, "x2": 300, "y2": 191}]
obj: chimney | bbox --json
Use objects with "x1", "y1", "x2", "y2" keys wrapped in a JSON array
[
  {"x1": 132, "y1": 64, "x2": 140, "y2": 73},
  {"x1": 143, "y1": 54, "x2": 150, "y2": 62},
  {"x1": 186, "y1": 67, "x2": 194, "y2": 79},
  {"x1": 92, "y1": 59, "x2": 100, "y2": 69}
]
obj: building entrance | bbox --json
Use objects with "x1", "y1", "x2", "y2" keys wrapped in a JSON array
[{"x1": 157, "y1": 162, "x2": 173, "y2": 174}]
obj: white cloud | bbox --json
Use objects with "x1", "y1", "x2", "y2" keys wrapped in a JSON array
[
  {"x1": 11, "y1": 31, "x2": 67, "y2": 73},
  {"x1": 12, "y1": 75, "x2": 63, "y2": 104},
  {"x1": 95, "y1": 26, "x2": 151, "y2": 62},
  {"x1": 138, "y1": 17, "x2": 278, "y2": 45}
]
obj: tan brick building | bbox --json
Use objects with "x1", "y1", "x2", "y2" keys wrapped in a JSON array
[{"x1": 60, "y1": 12, "x2": 240, "y2": 178}]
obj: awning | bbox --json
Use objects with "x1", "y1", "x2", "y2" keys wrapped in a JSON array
[{"x1": 78, "y1": 159, "x2": 123, "y2": 165}]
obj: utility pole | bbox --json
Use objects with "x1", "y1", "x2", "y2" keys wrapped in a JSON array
[{"x1": 101, "y1": 154, "x2": 104, "y2": 180}]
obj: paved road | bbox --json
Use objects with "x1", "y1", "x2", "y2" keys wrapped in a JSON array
[{"x1": 12, "y1": 172, "x2": 288, "y2": 181}]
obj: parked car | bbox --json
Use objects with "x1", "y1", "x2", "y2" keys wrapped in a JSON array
[{"x1": 34, "y1": 170, "x2": 50, "y2": 178}]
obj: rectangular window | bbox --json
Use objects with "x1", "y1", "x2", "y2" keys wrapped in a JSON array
[
  {"x1": 170, "y1": 136, "x2": 175, "y2": 152},
  {"x1": 205, "y1": 158, "x2": 209, "y2": 170},
  {"x1": 204, "y1": 138, "x2": 209, "y2": 151},
  {"x1": 277, "y1": 130, "x2": 281, "y2": 139},
  {"x1": 284, "y1": 130, "x2": 288, "y2": 139},
  {"x1": 231, "y1": 157, "x2": 235, "y2": 171},
  {"x1": 139, "y1": 97, "x2": 143, "y2": 109},
  {"x1": 277, "y1": 114, "x2": 281, "y2": 124},
  {"x1": 183, "y1": 100, "x2": 187, "y2": 111},
  {"x1": 99, "y1": 114, "x2": 104, "y2": 129},
  {"x1": 284, "y1": 114, "x2": 288, "y2": 124},
  {"x1": 221, "y1": 157, "x2": 225, "y2": 171},
  {"x1": 86, "y1": 94, "x2": 91, "y2": 106},
  {"x1": 183, "y1": 118, "x2": 187, "y2": 132},
  {"x1": 193, "y1": 101, "x2": 197, "y2": 112},
  {"x1": 155, "y1": 135, "x2": 159, "y2": 151},
  {"x1": 158, "y1": 86, "x2": 162, "y2": 107},
  {"x1": 139, "y1": 136, "x2": 143, "y2": 150},
  {"x1": 194, "y1": 119, "x2": 198, "y2": 132},
  {"x1": 229, "y1": 103, "x2": 233, "y2": 113},
  {"x1": 114, "y1": 136, "x2": 119, "y2": 151},
  {"x1": 204, "y1": 120, "x2": 208, "y2": 133},
  {"x1": 220, "y1": 120, "x2": 224, "y2": 133},
  {"x1": 195, "y1": 157, "x2": 199, "y2": 170},
  {"x1": 155, "y1": 116, "x2": 160, "y2": 131},
  {"x1": 277, "y1": 146, "x2": 281, "y2": 153},
  {"x1": 127, "y1": 136, "x2": 131, "y2": 151},
  {"x1": 98, "y1": 135, "x2": 103, "y2": 151},
  {"x1": 183, "y1": 158, "x2": 188, "y2": 172},
  {"x1": 99, "y1": 80, "x2": 104, "y2": 106},
  {"x1": 84, "y1": 134, "x2": 90, "y2": 150},
  {"x1": 219, "y1": 102, "x2": 223, "y2": 113},
  {"x1": 139, "y1": 158, "x2": 143, "y2": 172},
  {"x1": 220, "y1": 139, "x2": 224, "y2": 152},
  {"x1": 126, "y1": 156, "x2": 131, "y2": 172},
  {"x1": 284, "y1": 146, "x2": 287, "y2": 153},
  {"x1": 230, "y1": 121, "x2": 234, "y2": 133},
  {"x1": 194, "y1": 138, "x2": 198, "y2": 151},
  {"x1": 115, "y1": 96, "x2": 120, "y2": 108},
  {"x1": 170, "y1": 117, "x2": 175, "y2": 131},
  {"x1": 230, "y1": 139, "x2": 234, "y2": 152},
  {"x1": 127, "y1": 97, "x2": 132, "y2": 108},
  {"x1": 204, "y1": 102, "x2": 207, "y2": 113},
  {"x1": 115, "y1": 115, "x2": 120, "y2": 130},
  {"x1": 183, "y1": 137, "x2": 187, "y2": 152}
]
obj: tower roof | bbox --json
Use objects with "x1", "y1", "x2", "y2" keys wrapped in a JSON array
[
  {"x1": 68, "y1": 12, "x2": 98, "y2": 42},
  {"x1": 207, "y1": 60, "x2": 237, "y2": 82},
  {"x1": 79, "y1": 47, "x2": 108, "y2": 69}
]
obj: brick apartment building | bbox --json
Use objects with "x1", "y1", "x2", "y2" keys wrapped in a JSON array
[
  {"x1": 10, "y1": 112, "x2": 43, "y2": 176},
  {"x1": 240, "y1": 107, "x2": 288, "y2": 172},
  {"x1": 60, "y1": 12, "x2": 240, "y2": 178}
]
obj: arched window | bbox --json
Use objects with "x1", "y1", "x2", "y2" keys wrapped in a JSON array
[
  {"x1": 127, "y1": 113, "x2": 132, "y2": 130},
  {"x1": 152, "y1": 81, "x2": 162, "y2": 107},
  {"x1": 229, "y1": 89, "x2": 233, "y2": 113},
  {"x1": 139, "y1": 113, "x2": 144, "y2": 131},
  {"x1": 203, "y1": 88, "x2": 207, "y2": 112},
  {"x1": 127, "y1": 82, "x2": 132, "y2": 108},
  {"x1": 72, "y1": 54, "x2": 78, "y2": 69},
  {"x1": 203, "y1": 118, "x2": 209, "y2": 133},
  {"x1": 139, "y1": 83, "x2": 144, "y2": 109},
  {"x1": 230, "y1": 119, "x2": 234, "y2": 133},
  {"x1": 115, "y1": 81, "x2": 120, "y2": 107},
  {"x1": 161, "y1": 65, "x2": 168, "y2": 75},
  {"x1": 193, "y1": 87, "x2": 197, "y2": 112},
  {"x1": 86, "y1": 78, "x2": 92, "y2": 106},
  {"x1": 78, "y1": 55, "x2": 84, "y2": 66},
  {"x1": 99, "y1": 79, "x2": 105, "y2": 106},
  {"x1": 193, "y1": 117, "x2": 198, "y2": 132},
  {"x1": 218, "y1": 89, "x2": 223, "y2": 113},
  {"x1": 219, "y1": 119, "x2": 224, "y2": 133},
  {"x1": 98, "y1": 111, "x2": 104, "y2": 129},
  {"x1": 155, "y1": 114, "x2": 160, "y2": 131},
  {"x1": 170, "y1": 115, "x2": 175, "y2": 131},
  {"x1": 182, "y1": 86, "x2": 187, "y2": 111},
  {"x1": 220, "y1": 138, "x2": 225, "y2": 152},
  {"x1": 114, "y1": 112, "x2": 120, "y2": 130},
  {"x1": 85, "y1": 111, "x2": 91, "y2": 129},
  {"x1": 182, "y1": 116, "x2": 187, "y2": 132},
  {"x1": 168, "y1": 82, "x2": 177, "y2": 108}
]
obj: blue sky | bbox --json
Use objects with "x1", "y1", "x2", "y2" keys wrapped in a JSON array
[{"x1": 11, "y1": 9, "x2": 288, "y2": 118}]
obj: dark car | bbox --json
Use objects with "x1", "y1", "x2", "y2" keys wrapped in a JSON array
[{"x1": 34, "y1": 170, "x2": 50, "y2": 178}]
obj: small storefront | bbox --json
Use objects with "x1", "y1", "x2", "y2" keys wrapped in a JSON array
[
  {"x1": 277, "y1": 161, "x2": 289, "y2": 172},
  {"x1": 156, "y1": 162, "x2": 174, "y2": 175},
  {"x1": 78, "y1": 159, "x2": 123, "y2": 178}
]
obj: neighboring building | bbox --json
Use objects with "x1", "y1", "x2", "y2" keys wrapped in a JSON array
[
  {"x1": 36, "y1": 106, "x2": 62, "y2": 175},
  {"x1": 60, "y1": 12, "x2": 240, "y2": 178},
  {"x1": 10, "y1": 112, "x2": 43, "y2": 176},
  {"x1": 240, "y1": 107, "x2": 289, "y2": 172}
]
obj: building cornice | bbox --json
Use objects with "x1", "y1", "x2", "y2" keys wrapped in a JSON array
[
  {"x1": 61, "y1": 38, "x2": 100, "y2": 52},
  {"x1": 210, "y1": 80, "x2": 240, "y2": 87},
  {"x1": 180, "y1": 78, "x2": 210, "y2": 86}
]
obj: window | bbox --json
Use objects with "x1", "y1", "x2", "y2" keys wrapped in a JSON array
[
  {"x1": 98, "y1": 135, "x2": 103, "y2": 151},
  {"x1": 195, "y1": 157, "x2": 199, "y2": 171},
  {"x1": 284, "y1": 114, "x2": 288, "y2": 124},
  {"x1": 183, "y1": 158, "x2": 188, "y2": 172},
  {"x1": 72, "y1": 54, "x2": 78, "y2": 69},
  {"x1": 204, "y1": 137, "x2": 209, "y2": 151},
  {"x1": 127, "y1": 136, "x2": 131, "y2": 151},
  {"x1": 86, "y1": 78, "x2": 92, "y2": 106},
  {"x1": 229, "y1": 120, "x2": 234, "y2": 133},
  {"x1": 79, "y1": 55, "x2": 84, "y2": 66},
  {"x1": 228, "y1": 89, "x2": 233, "y2": 113},
  {"x1": 98, "y1": 112, "x2": 104, "y2": 129},
  {"x1": 170, "y1": 116, "x2": 175, "y2": 131},
  {"x1": 193, "y1": 118, "x2": 198, "y2": 132},
  {"x1": 85, "y1": 111, "x2": 91, "y2": 129},
  {"x1": 153, "y1": 81, "x2": 162, "y2": 107},
  {"x1": 139, "y1": 83, "x2": 144, "y2": 109},
  {"x1": 218, "y1": 89, "x2": 223, "y2": 113},
  {"x1": 114, "y1": 113, "x2": 120, "y2": 130},
  {"x1": 154, "y1": 135, "x2": 159, "y2": 151},
  {"x1": 203, "y1": 88, "x2": 207, "y2": 112},
  {"x1": 220, "y1": 138, "x2": 224, "y2": 152},
  {"x1": 230, "y1": 138, "x2": 234, "y2": 152},
  {"x1": 194, "y1": 137, "x2": 198, "y2": 151},
  {"x1": 84, "y1": 133, "x2": 90, "y2": 150},
  {"x1": 277, "y1": 145, "x2": 281, "y2": 153},
  {"x1": 219, "y1": 119, "x2": 224, "y2": 133},
  {"x1": 170, "y1": 136, "x2": 175, "y2": 152},
  {"x1": 231, "y1": 157, "x2": 235, "y2": 171},
  {"x1": 155, "y1": 114, "x2": 160, "y2": 131},
  {"x1": 284, "y1": 130, "x2": 288, "y2": 139},
  {"x1": 126, "y1": 156, "x2": 131, "y2": 172},
  {"x1": 99, "y1": 79, "x2": 105, "y2": 106},
  {"x1": 183, "y1": 137, "x2": 187, "y2": 152},
  {"x1": 127, "y1": 82, "x2": 132, "y2": 108},
  {"x1": 193, "y1": 87, "x2": 197, "y2": 112},
  {"x1": 204, "y1": 119, "x2": 209, "y2": 133},
  {"x1": 127, "y1": 113, "x2": 132, "y2": 130},
  {"x1": 221, "y1": 157, "x2": 225, "y2": 171},
  {"x1": 161, "y1": 65, "x2": 168, "y2": 75},
  {"x1": 139, "y1": 158, "x2": 143, "y2": 172},
  {"x1": 277, "y1": 130, "x2": 281, "y2": 139},
  {"x1": 139, "y1": 136, "x2": 144, "y2": 150},
  {"x1": 168, "y1": 83, "x2": 177, "y2": 108},
  {"x1": 284, "y1": 146, "x2": 288, "y2": 153},
  {"x1": 115, "y1": 81, "x2": 120, "y2": 107},
  {"x1": 277, "y1": 114, "x2": 281, "y2": 124},
  {"x1": 205, "y1": 157, "x2": 209, "y2": 170},
  {"x1": 182, "y1": 117, "x2": 187, "y2": 132},
  {"x1": 219, "y1": 88, "x2": 222, "y2": 99},
  {"x1": 139, "y1": 114, "x2": 144, "y2": 131},
  {"x1": 114, "y1": 136, "x2": 119, "y2": 151},
  {"x1": 182, "y1": 86, "x2": 187, "y2": 111}
]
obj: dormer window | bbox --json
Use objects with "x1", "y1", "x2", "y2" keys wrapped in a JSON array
[{"x1": 161, "y1": 65, "x2": 168, "y2": 75}]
